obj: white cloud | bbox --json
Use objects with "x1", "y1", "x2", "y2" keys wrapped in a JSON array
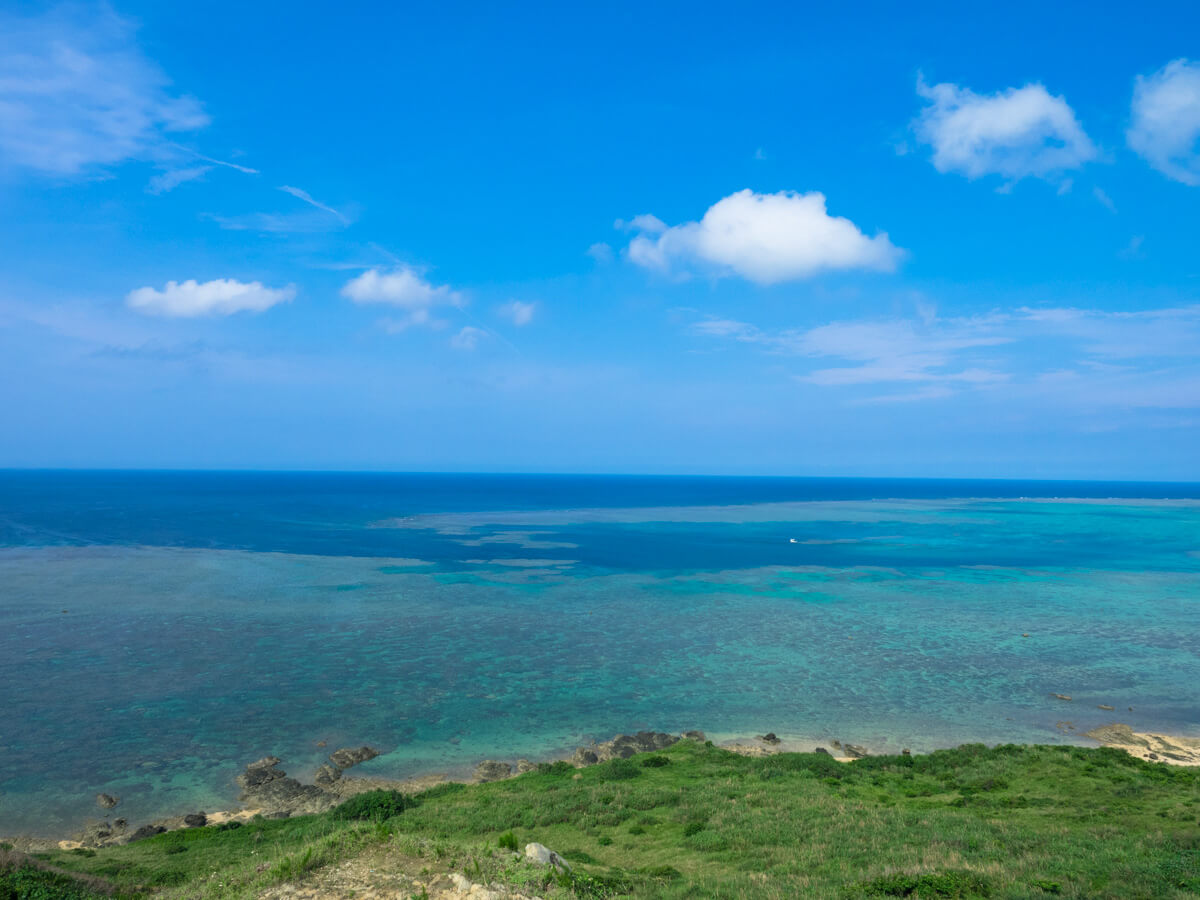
[
  {"x1": 1128, "y1": 59, "x2": 1200, "y2": 185},
  {"x1": 498, "y1": 301, "x2": 535, "y2": 326},
  {"x1": 341, "y1": 266, "x2": 464, "y2": 331},
  {"x1": 0, "y1": 6, "x2": 208, "y2": 176},
  {"x1": 279, "y1": 185, "x2": 350, "y2": 225},
  {"x1": 126, "y1": 279, "x2": 295, "y2": 317},
  {"x1": 624, "y1": 189, "x2": 903, "y2": 284},
  {"x1": 913, "y1": 76, "x2": 1096, "y2": 182},
  {"x1": 450, "y1": 326, "x2": 488, "y2": 351}
]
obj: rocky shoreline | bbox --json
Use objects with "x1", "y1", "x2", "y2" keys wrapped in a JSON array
[{"x1": 5, "y1": 723, "x2": 1196, "y2": 853}]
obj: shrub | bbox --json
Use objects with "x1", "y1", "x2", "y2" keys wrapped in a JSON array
[
  {"x1": 683, "y1": 821, "x2": 705, "y2": 837},
  {"x1": 1032, "y1": 880, "x2": 1062, "y2": 894},
  {"x1": 685, "y1": 830, "x2": 728, "y2": 852},
  {"x1": 0, "y1": 863, "x2": 108, "y2": 900},
  {"x1": 628, "y1": 824, "x2": 645, "y2": 835},
  {"x1": 597, "y1": 835, "x2": 613, "y2": 846},
  {"x1": 332, "y1": 789, "x2": 416, "y2": 822},
  {"x1": 859, "y1": 869, "x2": 992, "y2": 897},
  {"x1": 640, "y1": 755, "x2": 670, "y2": 768},
  {"x1": 535, "y1": 761, "x2": 576, "y2": 776},
  {"x1": 497, "y1": 830, "x2": 518, "y2": 852}
]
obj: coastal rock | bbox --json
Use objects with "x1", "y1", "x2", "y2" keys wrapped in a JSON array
[
  {"x1": 183, "y1": 813, "x2": 207, "y2": 828},
  {"x1": 314, "y1": 764, "x2": 342, "y2": 786},
  {"x1": 237, "y1": 756, "x2": 286, "y2": 788},
  {"x1": 516, "y1": 759, "x2": 536, "y2": 773},
  {"x1": 572, "y1": 748, "x2": 599, "y2": 766},
  {"x1": 474, "y1": 760, "x2": 513, "y2": 782},
  {"x1": 129, "y1": 824, "x2": 166, "y2": 842},
  {"x1": 1052, "y1": 693, "x2": 1072, "y2": 701},
  {"x1": 842, "y1": 744, "x2": 869, "y2": 758},
  {"x1": 757, "y1": 733, "x2": 781, "y2": 744},
  {"x1": 814, "y1": 747, "x2": 830, "y2": 755},
  {"x1": 1098, "y1": 704, "x2": 1115, "y2": 711},
  {"x1": 236, "y1": 756, "x2": 334, "y2": 815},
  {"x1": 95, "y1": 793, "x2": 119, "y2": 810},
  {"x1": 329, "y1": 746, "x2": 380, "y2": 769},
  {"x1": 525, "y1": 842, "x2": 570, "y2": 872},
  {"x1": 683, "y1": 730, "x2": 706, "y2": 742},
  {"x1": 598, "y1": 732, "x2": 679, "y2": 761}
]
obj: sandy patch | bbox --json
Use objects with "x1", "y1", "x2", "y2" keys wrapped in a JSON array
[{"x1": 1084, "y1": 723, "x2": 1200, "y2": 766}]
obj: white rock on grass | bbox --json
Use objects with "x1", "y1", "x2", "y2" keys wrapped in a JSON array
[{"x1": 524, "y1": 842, "x2": 570, "y2": 872}]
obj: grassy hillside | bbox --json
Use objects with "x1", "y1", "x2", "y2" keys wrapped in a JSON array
[{"x1": 5, "y1": 739, "x2": 1200, "y2": 899}]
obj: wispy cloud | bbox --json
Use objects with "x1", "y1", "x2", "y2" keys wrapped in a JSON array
[
  {"x1": 913, "y1": 75, "x2": 1096, "y2": 184},
  {"x1": 0, "y1": 6, "x2": 208, "y2": 176},
  {"x1": 688, "y1": 304, "x2": 1200, "y2": 406},
  {"x1": 497, "y1": 301, "x2": 535, "y2": 326},
  {"x1": 147, "y1": 165, "x2": 212, "y2": 194},
  {"x1": 624, "y1": 189, "x2": 903, "y2": 284},
  {"x1": 279, "y1": 185, "x2": 350, "y2": 225},
  {"x1": 450, "y1": 326, "x2": 489, "y2": 351}
]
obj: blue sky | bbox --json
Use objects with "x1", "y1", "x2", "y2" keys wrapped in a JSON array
[{"x1": 2, "y1": 1, "x2": 1199, "y2": 478}]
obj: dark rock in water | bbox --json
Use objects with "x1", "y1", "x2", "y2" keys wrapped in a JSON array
[
  {"x1": 683, "y1": 730, "x2": 706, "y2": 742},
  {"x1": 516, "y1": 759, "x2": 536, "y2": 773},
  {"x1": 901, "y1": 749, "x2": 911, "y2": 756},
  {"x1": 129, "y1": 825, "x2": 166, "y2": 842},
  {"x1": 843, "y1": 744, "x2": 869, "y2": 758},
  {"x1": 313, "y1": 764, "x2": 342, "y2": 786},
  {"x1": 1051, "y1": 693, "x2": 1072, "y2": 701},
  {"x1": 96, "y1": 793, "x2": 119, "y2": 809},
  {"x1": 814, "y1": 747, "x2": 830, "y2": 755},
  {"x1": 329, "y1": 746, "x2": 380, "y2": 770},
  {"x1": 474, "y1": 760, "x2": 513, "y2": 782},
  {"x1": 831, "y1": 739, "x2": 843, "y2": 749},
  {"x1": 758, "y1": 733, "x2": 781, "y2": 744},
  {"x1": 1098, "y1": 704, "x2": 1115, "y2": 711},
  {"x1": 113, "y1": 818, "x2": 127, "y2": 828},
  {"x1": 183, "y1": 814, "x2": 207, "y2": 828},
  {"x1": 572, "y1": 748, "x2": 599, "y2": 766}
]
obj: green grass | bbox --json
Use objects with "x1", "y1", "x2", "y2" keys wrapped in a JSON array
[{"x1": 26, "y1": 740, "x2": 1200, "y2": 899}]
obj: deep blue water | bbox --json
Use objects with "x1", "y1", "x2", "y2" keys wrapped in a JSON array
[{"x1": 1, "y1": 471, "x2": 1198, "y2": 836}]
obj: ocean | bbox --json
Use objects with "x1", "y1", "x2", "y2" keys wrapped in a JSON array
[{"x1": 2, "y1": 471, "x2": 1198, "y2": 837}]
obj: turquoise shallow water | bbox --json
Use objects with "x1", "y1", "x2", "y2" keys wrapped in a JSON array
[{"x1": 1, "y1": 473, "x2": 1199, "y2": 836}]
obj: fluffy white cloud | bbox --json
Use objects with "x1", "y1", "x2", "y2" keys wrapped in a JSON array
[
  {"x1": 450, "y1": 326, "x2": 488, "y2": 350},
  {"x1": 126, "y1": 279, "x2": 295, "y2": 317},
  {"x1": 914, "y1": 77, "x2": 1096, "y2": 182},
  {"x1": 498, "y1": 301, "x2": 535, "y2": 326},
  {"x1": 0, "y1": 7, "x2": 208, "y2": 175},
  {"x1": 341, "y1": 266, "x2": 464, "y2": 331},
  {"x1": 625, "y1": 189, "x2": 902, "y2": 284},
  {"x1": 1128, "y1": 59, "x2": 1200, "y2": 185}
]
